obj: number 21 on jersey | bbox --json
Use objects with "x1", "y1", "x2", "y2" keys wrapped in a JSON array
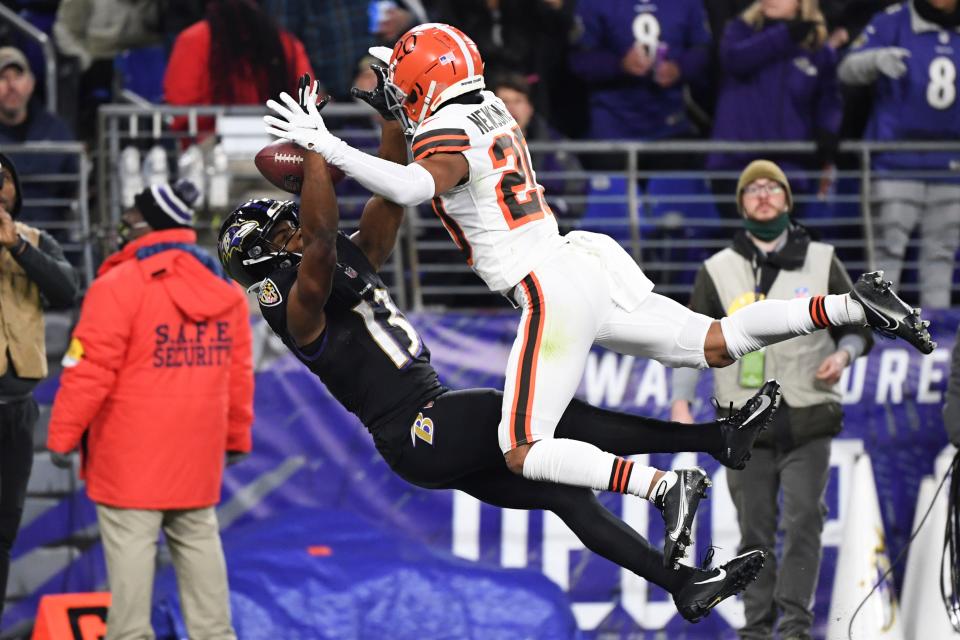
[{"x1": 488, "y1": 125, "x2": 551, "y2": 229}]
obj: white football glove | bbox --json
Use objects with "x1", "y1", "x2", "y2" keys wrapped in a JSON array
[
  {"x1": 264, "y1": 87, "x2": 340, "y2": 157},
  {"x1": 875, "y1": 47, "x2": 910, "y2": 80}
]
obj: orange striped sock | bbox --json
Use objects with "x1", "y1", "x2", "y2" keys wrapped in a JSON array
[
  {"x1": 608, "y1": 458, "x2": 636, "y2": 494},
  {"x1": 808, "y1": 295, "x2": 830, "y2": 328}
]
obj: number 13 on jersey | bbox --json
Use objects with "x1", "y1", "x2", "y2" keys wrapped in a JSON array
[
  {"x1": 488, "y1": 126, "x2": 551, "y2": 229},
  {"x1": 353, "y1": 288, "x2": 423, "y2": 368}
]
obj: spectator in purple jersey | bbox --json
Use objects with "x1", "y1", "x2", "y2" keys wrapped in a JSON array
[
  {"x1": 838, "y1": 0, "x2": 960, "y2": 308},
  {"x1": 707, "y1": 0, "x2": 846, "y2": 221},
  {"x1": 570, "y1": 0, "x2": 711, "y2": 149},
  {"x1": 491, "y1": 73, "x2": 587, "y2": 227}
]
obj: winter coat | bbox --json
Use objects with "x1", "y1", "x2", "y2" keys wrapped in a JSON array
[
  {"x1": 47, "y1": 229, "x2": 254, "y2": 509},
  {"x1": 164, "y1": 19, "x2": 313, "y2": 108},
  {"x1": 708, "y1": 18, "x2": 842, "y2": 182}
]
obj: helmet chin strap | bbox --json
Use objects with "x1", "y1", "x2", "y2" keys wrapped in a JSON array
[{"x1": 417, "y1": 80, "x2": 438, "y2": 123}]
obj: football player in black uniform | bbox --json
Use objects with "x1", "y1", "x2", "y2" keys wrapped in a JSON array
[{"x1": 218, "y1": 111, "x2": 769, "y2": 622}]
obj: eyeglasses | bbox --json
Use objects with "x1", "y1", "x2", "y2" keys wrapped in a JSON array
[{"x1": 743, "y1": 183, "x2": 785, "y2": 197}]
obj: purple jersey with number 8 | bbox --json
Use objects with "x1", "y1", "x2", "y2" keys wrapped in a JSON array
[{"x1": 850, "y1": 2, "x2": 960, "y2": 177}]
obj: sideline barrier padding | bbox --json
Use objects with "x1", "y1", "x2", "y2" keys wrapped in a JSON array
[{"x1": 31, "y1": 593, "x2": 110, "y2": 640}]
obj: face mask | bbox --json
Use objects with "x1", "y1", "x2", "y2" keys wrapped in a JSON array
[
  {"x1": 117, "y1": 220, "x2": 150, "y2": 248},
  {"x1": 744, "y1": 211, "x2": 790, "y2": 241}
]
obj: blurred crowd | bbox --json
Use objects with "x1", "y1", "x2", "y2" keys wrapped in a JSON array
[
  {"x1": 0, "y1": 1, "x2": 958, "y2": 635},
  {"x1": 0, "y1": 0, "x2": 957, "y2": 304}
]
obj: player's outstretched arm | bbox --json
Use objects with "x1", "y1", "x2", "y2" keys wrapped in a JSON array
[
  {"x1": 352, "y1": 120, "x2": 409, "y2": 271},
  {"x1": 265, "y1": 92, "x2": 467, "y2": 207},
  {"x1": 287, "y1": 151, "x2": 338, "y2": 346}
]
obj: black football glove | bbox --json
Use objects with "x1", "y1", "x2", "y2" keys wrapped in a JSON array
[
  {"x1": 297, "y1": 73, "x2": 330, "y2": 113},
  {"x1": 350, "y1": 65, "x2": 396, "y2": 121}
]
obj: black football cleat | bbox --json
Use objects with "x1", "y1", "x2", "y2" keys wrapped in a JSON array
[
  {"x1": 673, "y1": 549, "x2": 766, "y2": 623},
  {"x1": 655, "y1": 468, "x2": 711, "y2": 569},
  {"x1": 712, "y1": 380, "x2": 781, "y2": 470},
  {"x1": 850, "y1": 271, "x2": 935, "y2": 354}
]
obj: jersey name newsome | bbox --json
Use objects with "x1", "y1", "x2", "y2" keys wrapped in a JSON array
[{"x1": 465, "y1": 101, "x2": 513, "y2": 134}]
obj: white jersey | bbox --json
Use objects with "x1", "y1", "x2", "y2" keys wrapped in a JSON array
[{"x1": 412, "y1": 91, "x2": 566, "y2": 293}]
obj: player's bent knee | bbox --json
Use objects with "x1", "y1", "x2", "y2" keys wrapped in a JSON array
[{"x1": 504, "y1": 444, "x2": 531, "y2": 475}]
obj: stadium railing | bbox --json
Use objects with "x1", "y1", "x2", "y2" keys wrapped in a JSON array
[
  {"x1": 95, "y1": 103, "x2": 960, "y2": 309},
  {"x1": 0, "y1": 142, "x2": 94, "y2": 284}
]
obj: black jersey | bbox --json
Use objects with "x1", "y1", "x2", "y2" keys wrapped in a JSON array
[{"x1": 257, "y1": 234, "x2": 445, "y2": 461}]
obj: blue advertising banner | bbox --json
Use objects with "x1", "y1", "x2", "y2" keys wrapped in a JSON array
[{"x1": 7, "y1": 310, "x2": 956, "y2": 639}]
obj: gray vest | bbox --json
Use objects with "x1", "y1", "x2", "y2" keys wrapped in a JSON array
[{"x1": 705, "y1": 241, "x2": 840, "y2": 409}]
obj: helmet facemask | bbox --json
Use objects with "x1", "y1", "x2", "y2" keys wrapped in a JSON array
[{"x1": 383, "y1": 71, "x2": 417, "y2": 136}]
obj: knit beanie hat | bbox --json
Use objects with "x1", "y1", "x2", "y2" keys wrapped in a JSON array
[
  {"x1": 134, "y1": 180, "x2": 200, "y2": 230},
  {"x1": 0, "y1": 152, "x2": 23, "y2": 217},
  {"x1": 736, "y1": 159, "x2": 793, "y2": 215}
]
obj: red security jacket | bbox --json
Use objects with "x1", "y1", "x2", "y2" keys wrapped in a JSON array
[{"x1": 48, "y1": 229, "x2": 254, "y2": 509}]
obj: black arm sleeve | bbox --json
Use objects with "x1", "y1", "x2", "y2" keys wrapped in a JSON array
[
  {"x1": 689, "y1": 266, "x2": 725, "y2": 318},
  {"x1": 12, "y1": 231, "x2": 80, "y2": 309},
  {"x1": 827, "y1": 255, "x2": 873, "y2": 354}
]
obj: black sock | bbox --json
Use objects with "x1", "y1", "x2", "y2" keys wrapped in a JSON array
[{"x1": 556, "y1": 397, "x2": 724, "y2": 456}]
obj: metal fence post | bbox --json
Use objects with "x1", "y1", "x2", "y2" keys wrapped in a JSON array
[
  {"x1": 626, "y1": 145, "x2": 641, "y2": 263},
  {"x1": 78, "y1": 150, "x2": 94, "y2": 284},
  {"x1": 860, "y1": 146, "x2": 876, "y2": 272},
  {"x1": 403, "y1": 207, "x2": 423, "y2": 311}
]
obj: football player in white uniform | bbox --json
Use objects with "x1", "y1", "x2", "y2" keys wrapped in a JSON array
[{"x1": 263, "y1": 24, "x2": 935, "y2": 569}]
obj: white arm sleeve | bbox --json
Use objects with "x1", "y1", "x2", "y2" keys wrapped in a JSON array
[{"x1": 324, "y1": 139, "x2": 437, "y2": 207}]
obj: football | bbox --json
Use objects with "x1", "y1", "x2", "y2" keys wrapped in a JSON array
[{"x1": 254, "y1": 140, "x2": 345, "y2": 194}]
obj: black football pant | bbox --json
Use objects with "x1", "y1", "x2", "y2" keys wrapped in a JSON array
[
  {"x1": 389, "y1": 389, "x2": 724, "y2": 592},
  {"x1": 0, "y1": 397, "x2": 38, "y2": 620}
]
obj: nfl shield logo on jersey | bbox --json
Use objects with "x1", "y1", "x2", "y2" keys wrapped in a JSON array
[{"x1": 258, "y1": 278, "x2": 282, "y2": 307}]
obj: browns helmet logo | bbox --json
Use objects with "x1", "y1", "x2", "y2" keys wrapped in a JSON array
[{"x1": 384, "y1": 23, "x2": 485, "y2": 134}]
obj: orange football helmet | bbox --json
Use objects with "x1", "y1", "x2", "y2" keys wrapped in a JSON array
[{"x1": 384, "y1": 23, "x2": 485, "y2": 134}]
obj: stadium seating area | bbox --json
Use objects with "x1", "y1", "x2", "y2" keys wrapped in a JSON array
[{"x1": 1, "y1": 1, "x2": 959, "y2": 638}]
